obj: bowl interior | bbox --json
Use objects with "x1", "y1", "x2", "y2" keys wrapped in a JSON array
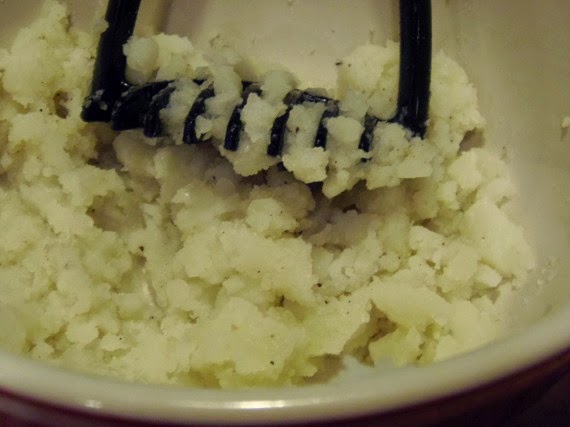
[
  {"x1": 0, "y1": 0, "x2": 569, "y2": 423},
  {"x1": 161, "y1": 0, "x2": 570, "y2": 327}
]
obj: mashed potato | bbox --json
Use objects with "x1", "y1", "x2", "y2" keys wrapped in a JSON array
[{"x1": 0, "y1": 1, "x2": 534, "y2": 388}]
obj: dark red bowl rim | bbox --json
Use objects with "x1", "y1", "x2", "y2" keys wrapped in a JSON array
[{"x1": 0, "y1": 347, "x2": 569, "y2": 426}]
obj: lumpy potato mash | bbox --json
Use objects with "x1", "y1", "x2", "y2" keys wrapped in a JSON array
[{"x1": 0, "y1": 1, "x2": 534, "y2": 388}]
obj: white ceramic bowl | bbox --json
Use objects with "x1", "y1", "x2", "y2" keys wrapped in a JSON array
[{"x1": 0, "y1": 1, "x2": 569, "y2": 425}]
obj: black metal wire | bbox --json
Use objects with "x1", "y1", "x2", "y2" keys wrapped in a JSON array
[
  {"x1": 359, "y1": 0, "x2": 431, "y2": 153},
  {"x1": 393, "y1": 0, "x2": 431, "y2": 137},
  {"x1": 182, "y1": 85, "x2": 216, "y2": 144},
  {"x1": 110, "y1": 81, "x2": 171, "y2": 130},
  {"x1": 81, "y1": 0, "x2": 141, "y2": 122},
  {"x1": 223, "y1": 83, "x2": 262, "y2": 151}
]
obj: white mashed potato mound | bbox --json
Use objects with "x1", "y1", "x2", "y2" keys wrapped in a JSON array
[{"x1": 0, "y1": 1, "x2": 534, "y2": 388}]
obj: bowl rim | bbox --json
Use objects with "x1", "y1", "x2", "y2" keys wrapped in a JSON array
[
  {"x1": 1, "y1": 347, "x2": 569, "y2": 426},
  {"x1": 0, "y1": 305, "x2": 569, "y2": 424}
]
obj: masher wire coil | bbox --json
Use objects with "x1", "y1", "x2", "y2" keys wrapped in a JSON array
[{"x1": 82, "y1": 0, "x2": 431, "y2": 164}]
